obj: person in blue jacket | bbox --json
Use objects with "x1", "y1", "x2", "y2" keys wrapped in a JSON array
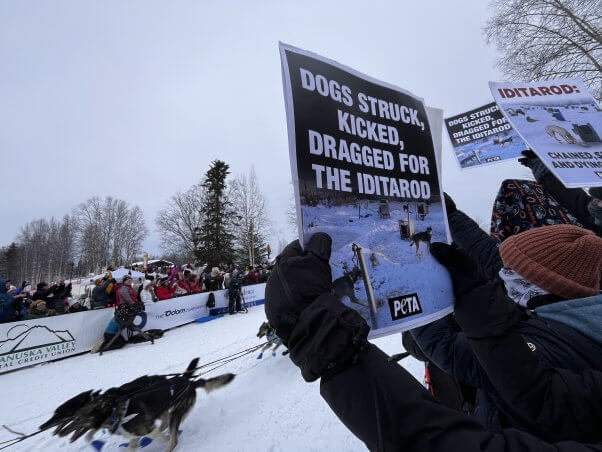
[{"x1": 0, "y1": 278, "x2": 15, "y2": 323}]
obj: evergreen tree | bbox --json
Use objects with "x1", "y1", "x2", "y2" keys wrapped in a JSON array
[
  {"x1": 0, "y1": 242, "x2": 22, "y2": 281},
  {"x1": 196, "y1": 160, "x2": 235, "y2": 268}
]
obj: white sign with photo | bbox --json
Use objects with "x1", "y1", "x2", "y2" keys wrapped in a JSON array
[{"x1": 490, "y1": 78, "x2": 602, "y2": 188}]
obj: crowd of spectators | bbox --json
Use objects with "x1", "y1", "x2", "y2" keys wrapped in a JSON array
[{"x1": 0, "y1": 262, "x2": 271, "y2": 324}]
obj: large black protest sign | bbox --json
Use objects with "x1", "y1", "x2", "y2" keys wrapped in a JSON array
[
  {"x1": 280, "y1": 43, "x2": 453, "y2": 337},
  {"x1": 445, "y1": 102, "x2": 527, "y2": 169}
]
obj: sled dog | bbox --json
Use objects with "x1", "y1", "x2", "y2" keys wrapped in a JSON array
[
  {"x1": 40, "y1": 359, "x2": 235, "y2": 451},
  {"x1": 332, "y1": 267, "x2": 367, "y2": 307},
  {"x1": 409, "y1": 227, "x2": 432, "y2": 256},
  {"x1": 256, "y1": 321, "x2": 287, "y2": 358}
]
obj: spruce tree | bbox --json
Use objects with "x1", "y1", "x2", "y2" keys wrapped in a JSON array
[{"x1": 196, "y1": 160, "x2": 235, "y2": 268}]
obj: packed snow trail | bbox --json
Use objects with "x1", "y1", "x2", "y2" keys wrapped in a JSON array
[{"x1": 0, "y1": 305, "x2": 424, "y2": 451}]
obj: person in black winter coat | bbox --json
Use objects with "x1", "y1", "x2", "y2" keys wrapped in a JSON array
[
  {"x1": 411, "y1": 225, "x2": 602, "y2": 442},
  {"x1": 265, "y1": 233, "x2": 602, "y2": 451},
  {"x1": 91, "y1": 278, "x2": 112, "y2": 309}
]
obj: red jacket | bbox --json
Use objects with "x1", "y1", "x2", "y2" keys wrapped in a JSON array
[
  {"x1": 247, "y1": 270, "x2": 259, "y2": 284},
  {"x1": 176, "y1": 279, "x2": 191, "y2": 294},
  {"x1": 115, "y1": 284, "x2": 138, "y2": 306},
  {"x1": 155, "y1": 285, "x2": 173, "y2": 300}
]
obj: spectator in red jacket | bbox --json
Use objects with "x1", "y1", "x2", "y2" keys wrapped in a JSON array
[
  {"x1": 189, "y1": 274, "x2": 202, "y2": 293},
  {"x1": 175, "y1": 271, "x2": 191, "y2": 296},
  {"x1": 115, "y1": 275, "x2": 138, "y2": 306},
  {"x1": 156, "y1": 278, "x2": 174, "y2": 300},
  {"x1": 246, "y1": 266, "x2": 259, "y2": 285}
]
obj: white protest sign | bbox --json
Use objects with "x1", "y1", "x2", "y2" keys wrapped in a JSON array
[{"x1": 490, "y1": 78, "x2": 602, "y2": 187}]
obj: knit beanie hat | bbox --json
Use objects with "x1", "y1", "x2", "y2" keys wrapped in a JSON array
[{"x1": 499, "y1": 224, "x2": 602, "y2": 299}]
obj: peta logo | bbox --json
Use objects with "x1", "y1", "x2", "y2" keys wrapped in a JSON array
[{"x1": 388, "y1": 293, "x2": 423, "y2": 321}]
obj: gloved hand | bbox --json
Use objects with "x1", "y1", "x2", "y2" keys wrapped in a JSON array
[
  {"x1": 518, "y1": 150, "x2": 549, "y2": 181},
  {"x1": 443, "y1": 192, "x2": 457, "y2": 216},
  {"x1": 265, "y1": 233, "x2": 369, "y2": 382},
  {"x1": 430, "y1": 242, "x2": 521, "y2": 338}
]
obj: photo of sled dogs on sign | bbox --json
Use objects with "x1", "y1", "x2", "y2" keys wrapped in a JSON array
[
  {"x1": 445, "y1": 102, "x2": 528, "y2": 169},
  {"x1": 280, "y1": 43, "x2": 454, "y2": 338},
  {"x1": 491, "y1": 78, "x2": 602, "y2": 188}
]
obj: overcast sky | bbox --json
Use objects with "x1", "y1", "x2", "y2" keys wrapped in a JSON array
[{"x1": 0, "y1": 0, "x2": 531, "y2": 255}]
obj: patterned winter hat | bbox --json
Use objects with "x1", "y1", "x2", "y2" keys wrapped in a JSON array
[{"x1": 499, "y1": 224, "x2": 602, "y2": 299}]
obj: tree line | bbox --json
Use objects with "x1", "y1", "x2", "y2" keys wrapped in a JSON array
[
  {"x1": 0, "y1": 160, "x2": 273, "y2": 284},
  {"x1": 0, "y1": 197, "x2": 148, "y2": 284}
]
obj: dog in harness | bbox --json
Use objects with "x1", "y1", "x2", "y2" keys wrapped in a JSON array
[{"x1": 256, "y1": 321, "x2": 288, "y2": 359}]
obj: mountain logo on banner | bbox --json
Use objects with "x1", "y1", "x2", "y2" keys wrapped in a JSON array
[
  {"x1": 0, "y1": 324, "x2": 76, "y2": 371},
  {"x1": 388, "y1": 293, "x2": 423, "y2": 321}
]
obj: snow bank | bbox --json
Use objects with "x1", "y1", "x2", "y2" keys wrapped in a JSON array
[{"x1": 0, "y1": 305, "x2": 424, "y2": 451}]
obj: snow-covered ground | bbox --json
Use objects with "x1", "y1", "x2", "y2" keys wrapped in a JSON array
[
  {"x1": 0, "y1": 305, "x2": 423, "y2": 451},
  {"x1": 303, "y1": 201, "x2": 453, "y2": 336}
]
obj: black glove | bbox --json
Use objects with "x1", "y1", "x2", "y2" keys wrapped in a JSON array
[
  {"x1": 265, "y1": 233, "x2": 369, "y2": 382},
  {"x1": 430, "y1": 242, "x2": 521, "y2": 338},
  {"x1": 518, "y1": 150, "x2": 549, "y2": 180},
  {"x1": 443, "y1": 192, "x2": 457, "y2": 216},
  {"x1": 430, "y1": 242, "x2": 487, "y2": 298}
]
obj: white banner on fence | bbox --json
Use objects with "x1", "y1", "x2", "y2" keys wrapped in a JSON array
[
  {"x1": 136, "y1": 284, "x2": 266, "y2": 330},
  {"x1": 0, "y1": 284, "x2": 266, "y2": 374},
  {"x1": 139, "y1": 294, "x2": 210, "y2": 331},
  {"x1": 0, "y1": 309, "x2": 112, "y2": 373}
]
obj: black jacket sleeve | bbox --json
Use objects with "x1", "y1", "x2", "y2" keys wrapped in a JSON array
[
  {"x1": 452, "y1": 275, "x2": 602, "y2": 443},
  {"x1": 320, "y1": 343, "x2": 600, "y2": 452},
  {"x1": 537, "y1": 171, "x2": 594, "y2": 229},
  {"x1": 468, "y1": 324, "x2": 602, "y2": 444},
  {"x1": 410, "y1": 315, "x2": 490, "y2": 389},
  {"x1": 448, "y1": 210, "x2": 503, "y2": 279}
]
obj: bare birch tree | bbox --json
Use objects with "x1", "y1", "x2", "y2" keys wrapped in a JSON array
[
  {"x1": 230, "y1": 167, "x2": 272, "y2": 267},
  {"x1": 155, "y1": 184, "x2": 206, "y2": 262},
  {"x1": 485, "y1": 0, "x2": 602, "y2": 100},
  {"x1": 74, "y1": 196, "x2": 148, "y2": 272}
]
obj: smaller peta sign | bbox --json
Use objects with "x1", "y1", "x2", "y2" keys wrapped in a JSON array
[{"x1": 388, "y1": 293, "x2": 423, "y2": 321}]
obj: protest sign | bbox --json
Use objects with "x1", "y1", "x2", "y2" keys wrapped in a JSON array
[
  {"x1": 490, "y1": 78, "x2": 602, "y2": 187},
  {"x1": 445, "y1": 102, "x2": 527, "y2": 169},
  {"x1": 279, "y1": 43, "x2": 454, "y2": 338}
]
